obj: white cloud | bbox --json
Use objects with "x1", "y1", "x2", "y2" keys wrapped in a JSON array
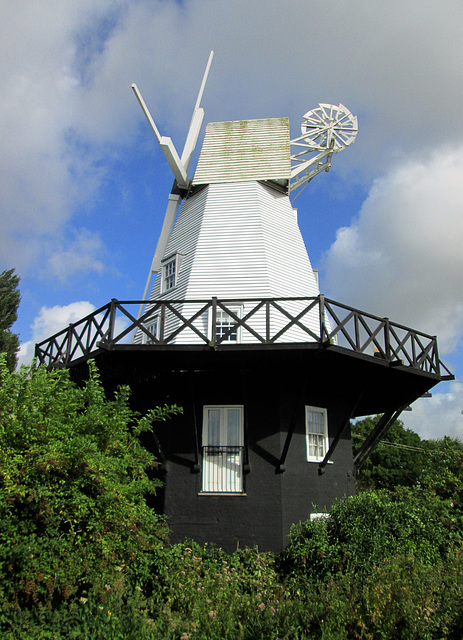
[
  {"x1": 323, "y1": 144, "x2": 463, "y2": 354},
  {"x1": 402, "y1": 381, "x2": 463, "y2": 441},
  {"x1": 18, "y1": 299, "x2": 131, "y2": 368},
  {"x1": 0, "y1": 1, "x2": 128, "y2": 274},
  {"x1": 323, "y1": 142, "x2": 463, "y2": 439},
  {"x1": 2, "y1": 0, "x2": 463, "y2": 282},
  {"x1": 44, "y1": 229, "x2": 105, "y2": 283},
  {"x1": 18, "y1": 301, "x2": 96, "y2": 367}
]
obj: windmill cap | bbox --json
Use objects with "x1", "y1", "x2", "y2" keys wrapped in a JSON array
[{"x1": 192, "y1": 118, "x2": 291, "y2": 187}]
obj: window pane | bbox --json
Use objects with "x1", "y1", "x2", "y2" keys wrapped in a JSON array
[
  {"x1": 207, "y1": 409, "x2": 221, "y2": 445},
  {"x1": 144, "y1": 317, "x2": 158, "y2": 344},
  {"x1": 202, "y1": 447, "x2": 243, "y2": 492},
  {"x1": 164, "y1": 260, "x2": 176, "y2": 290},
  {"x1": 308, "y1": 433, "x2": 324, "y2": 458},
  {"x1": 215, "y1": 309, "x2": 238, "y2": 342},
  {"x1": 307, "y1": 410, "x2": 324, "y2": 434},
  {"x1": 226, "y1": 409, "x2": 241, "y2": 446},
  {"x1": 306, "y1": 407, "x2": 327, "y2": 461}
]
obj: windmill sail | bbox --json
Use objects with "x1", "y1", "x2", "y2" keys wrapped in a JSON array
[{"x1": 133, "y1": 52, "x2": 214, "y2": 317}]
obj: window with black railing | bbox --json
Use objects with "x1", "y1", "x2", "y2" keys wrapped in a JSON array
[
  {"x1": 202, "y1": 406, "x2": 244, "y2": 493},
  {"x1": 202, "y1": 446, "x2": 244, "y2": 493}
]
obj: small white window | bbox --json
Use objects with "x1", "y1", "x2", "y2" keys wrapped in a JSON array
[
  {"x1": 210, "y1": 307, "x2": 242, "y2": 343},
  {"x1": 143, "y1": 316, "x2": 159, "y2": 344},
  {"x1": 310, "y1": 512, "x2": 330, "y2": 521},
  {"x1": 162, "y1": 258, "x2": 176, "y2": 291},
  {"x1": 305, "y1": 406, "x2": 328, "y2": 462},
  {"x1": 161, "y1": 253, "x2": 184, "y2": 293},
  {"x1": 202, "y1": 405, "x2": 244, "y2": 493}
]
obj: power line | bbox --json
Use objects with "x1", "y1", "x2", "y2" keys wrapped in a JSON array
[{"x1": 351, "y1": 434, "x2": 424, "y2": 452}]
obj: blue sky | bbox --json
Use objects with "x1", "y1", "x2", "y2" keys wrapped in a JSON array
[{"x1": 1, "y1": 0, "x2": 462, "y2": 439}]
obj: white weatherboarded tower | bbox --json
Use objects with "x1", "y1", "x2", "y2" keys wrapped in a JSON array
[{"x1": 133, "y1": 53, "x2": 358, "y2": 346}]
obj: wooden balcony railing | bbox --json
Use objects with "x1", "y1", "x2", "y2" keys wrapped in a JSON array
[{"x1": 34, "y1": 295, "x2": 453, "y2": 380}]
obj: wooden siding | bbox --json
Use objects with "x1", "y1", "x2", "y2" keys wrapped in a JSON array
[
  {"x1": 137, "y1": 181, "x2": 322, "y2": 344},
  {"x1": 192, "y1": 119, "x2": 290, "y2": 186}
]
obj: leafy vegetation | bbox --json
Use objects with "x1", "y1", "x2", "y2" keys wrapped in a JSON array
[
  {"x1": 1, "y1": 363, "x2": 462, "y2": 638},
  {"x1": 0, "y1": 358, "x2": 180, "y2": 636},
  {"x1": 352, "y1": 415, "x2": 463, "y2": 496},
  {"x1": 0, "y1": 269, "x2": 20, "y2": 371},
  {"x1": 282, "y1": 487, "x2": 460, "y2": 582}
]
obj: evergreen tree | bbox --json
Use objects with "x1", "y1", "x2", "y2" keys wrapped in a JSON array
[
  {"x1": 352, "y1": 415, "x2": 426, "y2": 490},
  {"x1": 0, "y1": 269, "x2": 20, "y2": 371}
]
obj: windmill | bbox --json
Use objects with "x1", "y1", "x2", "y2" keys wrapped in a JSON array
[{"x1": 35, "y1": 53, "x2": 452, "y2": 553}]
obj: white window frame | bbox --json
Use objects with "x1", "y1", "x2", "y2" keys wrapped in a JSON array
[
  {"x1": 143, "y1": 316, "x2": 159, "y2": 344},
  {"x1": 209, "y1": 306, "x2": 242, "y2": 343},
  {"x1": 305, "y1": 405, "x2": 329, "y2": 462},
  {"x1": 201, "y1": 405, "x2": 244, "y2": 493},
  {"x1": 161, "y1": 253, "x2": 182, "y2": 293}
]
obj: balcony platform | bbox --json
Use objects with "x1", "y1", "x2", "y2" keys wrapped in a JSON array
[{"x1": 35, "y1": 295, "x2": 453, "y2": 419}]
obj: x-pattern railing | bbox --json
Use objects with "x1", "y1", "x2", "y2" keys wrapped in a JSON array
[{"x1": 34, "y1": 296, "x2": 453, "y2": 379}]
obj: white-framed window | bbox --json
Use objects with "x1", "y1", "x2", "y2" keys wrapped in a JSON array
[
  {"x1": 161, "y1": 253, "x2": 183, "y2": 293},
  {"x1": 310, "y1": 512, "x2": 330, "y2": 521},
  {"x1": 143, "y1": 316, "x2": 159, "y2": 344},
  {"x1": 305, "y1": 406, "x2": 328, "y2": 462},
  {"x1": 210, "y1": 306, "x2": 242, "y2": 343},
  {"x1": 162, "y1": 258, "x2": 176, "y2": 291},
  {"x1": 202, "y1": 405, "x2": 244, "y2": 493}
]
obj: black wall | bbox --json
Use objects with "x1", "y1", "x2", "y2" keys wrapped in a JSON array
[
  {"x1": 67, "y1": 328, "x2": 444, "y2": 553},
  {"x1": 130, "y1": 359, "x2": 356, "y2": 554}
]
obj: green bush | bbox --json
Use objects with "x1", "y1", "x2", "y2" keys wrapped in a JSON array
[
  {"x1": 282, "y1": 550, "x2": 463, "y2": 640},
  {"x1": 0, "y1": 358, "x2": 180, "y2": 633},
  {"x1": 2, "y1": 358, "x2": 463, "y2": 638},
  {"x1": 282, "y1": 488, "x2": 462, "y2": 585},
  {"x1": 419, "y1": 437, "x2": 463, "y2": 507},
  {"x1": 352, "y1": 550, "x2": 463, "y2": 640},
  {"x1": 147, "y1": 542, "x2": 287, "y2": 639}
]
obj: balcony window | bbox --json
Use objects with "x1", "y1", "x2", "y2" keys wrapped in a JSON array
[
  {"x1": 143, "y1": 316, "x2": 159, "y2": 344},
  {"x1": 202, "y1": 405, "x2": 244, "y2": 493},
  {"x1": 210, "y1": 306, "x2": 242, "y2": 343}
]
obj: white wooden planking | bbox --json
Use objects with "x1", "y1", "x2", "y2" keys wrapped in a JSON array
[
  {"x1": 192, "y1": 118, "x2": 290, "y2": 186},
  {"x1": 140, "y1": 180, "x2": 321, "y2": 344}
]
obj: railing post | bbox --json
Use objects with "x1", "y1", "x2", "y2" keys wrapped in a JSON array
[
  {"x1": 411, "y1": 330, "x2": 417, "y2": 367},
  {"x1": 159, "y1": 303, "x2": 166, "y2": 343},
  {"x1": 34, "y1": 343, "x2": 42, "y2": 365},
  {"x1": 354, "y1": 312, "x2": 360, "y2": 351},
  {"x1": 211, "y1": 297, "x2": 217, "y2": 346},
  {"x1": 65, "y1": 324, "x2": 73, "y2": 366},
  {"x1": 384, "y1": 317, "x2": 390, "y2": 360},
  {"x1": 108, "y1": 299, "x2": 117, "y2": 345},
  {"x1": 432, "y1": 336, "x2": 440, "y2": 376},
  {"x1": 266, "y1": 300, "x2": 270, "y2": 343},
  {"x1": 319, "y1": 294, "x2": 326, "y2": 343}
]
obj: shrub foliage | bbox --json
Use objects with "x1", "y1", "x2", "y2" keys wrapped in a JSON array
[
  {"x1": 0, "y1": 358, "x2": 180, "y2": 634},
  {"x1": 0, "y1": 269, "x2": 20, "y2": 372},
  {"x1": 1, "y1": 363, "x2": 462, "y2": 638}
]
